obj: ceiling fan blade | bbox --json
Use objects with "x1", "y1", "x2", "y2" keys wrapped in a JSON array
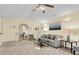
[
  {"x1": 38, "y1": 4, "x2": 54, "y2": 8},
  {"x1": 44, "y1": 4, "x2": 54, "y2": 8}
]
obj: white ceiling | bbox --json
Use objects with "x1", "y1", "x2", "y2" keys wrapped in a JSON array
[{"x1": 0, "y1": 4, "x2": 79, "y2": 21}]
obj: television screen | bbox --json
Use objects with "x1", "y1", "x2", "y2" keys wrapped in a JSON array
[{"x1": 49, "y1": 22, "x2": 61, "y2": 30}]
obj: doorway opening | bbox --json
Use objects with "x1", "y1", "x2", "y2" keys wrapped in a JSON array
[{"x1": 19, "y1": 24, "x2": 29, "y2": 40}]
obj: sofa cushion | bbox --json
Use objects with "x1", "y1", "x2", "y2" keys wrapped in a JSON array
[
  {"x1": 50, "y1": 35, "x2": 55, "y2": 40},
  {"x1": 41, "y1": 34, "x2": 47, "y2": 38},
  {"x1": 47, "y1": 34, "x2": 51, "y2": 39}
]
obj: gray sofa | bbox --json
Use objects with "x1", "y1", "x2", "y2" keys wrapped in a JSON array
[
  {"x1": 73, "y1": 45, "x2": 79, "y2": 54},
  {"x1": 40, "y1": 34, "x2": 62, "y2": 48}
]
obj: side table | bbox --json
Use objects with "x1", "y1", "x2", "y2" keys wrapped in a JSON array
[{"x1": 64, "y1": 41, "x2": 77, "y2": 54}]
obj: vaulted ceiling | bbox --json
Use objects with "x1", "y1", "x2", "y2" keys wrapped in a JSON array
[{"x1": 0, "y1": 4, "x2": 79, "y2": 21}]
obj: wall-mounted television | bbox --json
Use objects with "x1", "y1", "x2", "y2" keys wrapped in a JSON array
[{"x1": 49, "y1": 22, "x2": 61, "y2": 30}]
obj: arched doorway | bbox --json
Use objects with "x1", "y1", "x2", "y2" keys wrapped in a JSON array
[{"x1": 19, "y1": 24, "x2": 29, "y2": 40}]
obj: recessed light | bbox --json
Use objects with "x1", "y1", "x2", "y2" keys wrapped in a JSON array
[{"x1": 64, "y1": 17, "x2": 71, "y2": 21}]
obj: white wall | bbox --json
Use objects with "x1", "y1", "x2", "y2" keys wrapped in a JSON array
[
  {"x1": 48, "y1": 10, "x2": 79, "y2": 41},
  {"x1": 0, "y1": 19, "x2": 40, "y2": 45}
]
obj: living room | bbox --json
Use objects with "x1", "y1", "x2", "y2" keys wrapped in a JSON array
[{"x1": 0, "y1": 4, "x2": 79, "y2": 55}]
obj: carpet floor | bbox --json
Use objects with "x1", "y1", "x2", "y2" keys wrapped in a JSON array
[{"x1": 0, "y1": 40, "x2": 71, "y2": 55}]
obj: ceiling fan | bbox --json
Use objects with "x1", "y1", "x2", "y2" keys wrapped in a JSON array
[{"x1": 33, "y1": 4, "x2": 54, "y2": 13}]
